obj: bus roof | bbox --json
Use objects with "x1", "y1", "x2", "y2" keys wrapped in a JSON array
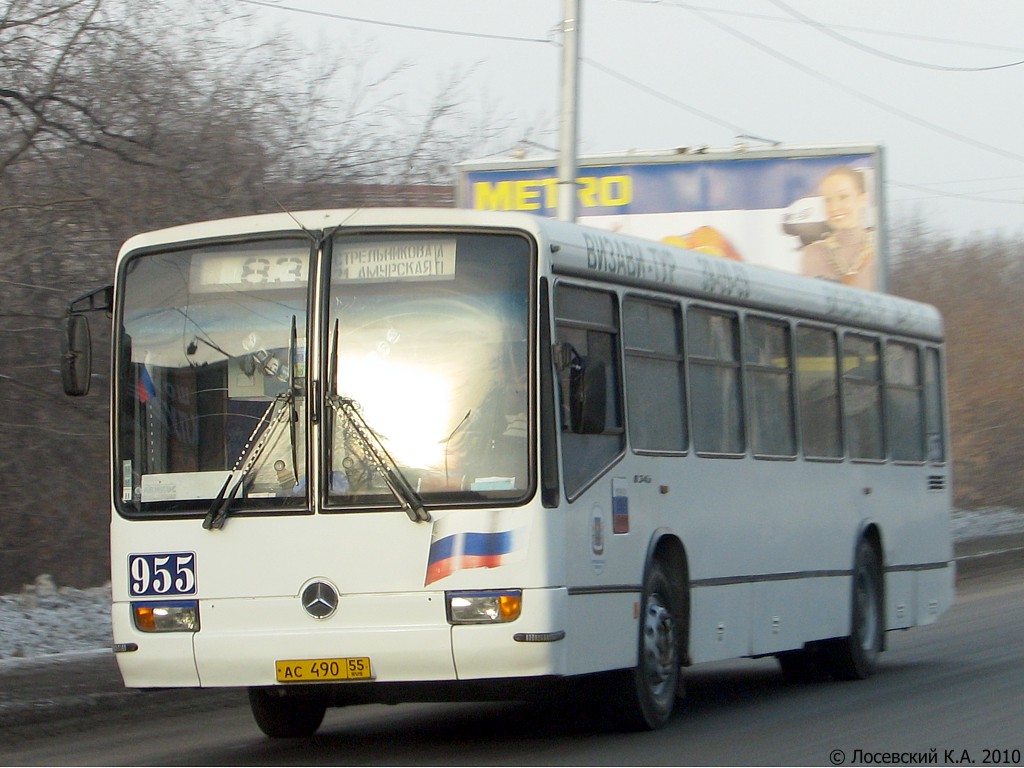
[
  {"x1": 117, "y1": 207, "x2": 941, "y2": 342},
  {"x1": 538, "y1": 216, "x2": 941, "y2": 341}
]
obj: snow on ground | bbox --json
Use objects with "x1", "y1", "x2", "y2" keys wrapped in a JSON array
[
  {"x1": 950, "y1": 507, "x2": 1024, "y2": 541},
  {"x1": 0, "y1": 576, "x2": 112, "y2": 663},
  {"x1": 1, "y1": 509, "x2": 1022, "y2": 662}
]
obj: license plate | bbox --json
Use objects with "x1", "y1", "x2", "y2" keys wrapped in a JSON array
[{"x1": 275, "y1": 657, "x2": 372, "y2": 683}]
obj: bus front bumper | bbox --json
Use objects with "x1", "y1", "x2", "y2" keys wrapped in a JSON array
[{"x1": 112, "y1": 587, "x2": 568, "y2": 688}]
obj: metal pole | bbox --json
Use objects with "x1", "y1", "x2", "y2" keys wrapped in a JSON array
[{"x1": 557, "y1": 0, "x2": 580, "y2": 223}]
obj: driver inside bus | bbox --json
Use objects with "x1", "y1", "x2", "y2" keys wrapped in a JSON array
[{"x1": 447, "y1": 338, "x2": 528, "y2": 490}]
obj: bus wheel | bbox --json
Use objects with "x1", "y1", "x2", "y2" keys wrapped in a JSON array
[
  {"x1": 606, "y1": 559, "x2": 681, "y2": 730},
  {"x1": 826, "y1": 538, "x2": 883, "y2": 680},
  {"x1": 248, "y1": 687, "x2": 327, "y2": 738}
]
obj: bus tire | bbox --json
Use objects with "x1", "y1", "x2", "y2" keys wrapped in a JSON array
[
  {"x1": 826, "y1": 538, "x2": 884, "y2": 680},
  {"x1": 248, "y1": 687, "x2": 327, "y2": 738},
  {"x1": 606, "y1": 558, "x2": 681, "y2": 731}
]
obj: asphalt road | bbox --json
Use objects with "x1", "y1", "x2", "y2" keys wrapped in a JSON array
[{"x1": 1, "y1": 536, "x2": 1021, "y2": 767}]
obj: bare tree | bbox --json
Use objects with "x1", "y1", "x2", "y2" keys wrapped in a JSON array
[
  {"x1": 0, "y1": 0, "x2": 526, "y2": 591},
  {"x1": 0, "y1": 0, "x2": 123, "y2": 174},
  {"x1": 891, "y1": 221, "x2": 1024, "y2": 512}
]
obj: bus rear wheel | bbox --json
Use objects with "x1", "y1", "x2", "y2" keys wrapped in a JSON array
[
  {"x1": 248, "y1": 687, "x2": 327, "y2": 738},
  {"x1": 825, "y1": 538, "x2": 884, "y2": 680},
  {"x1": 604, "y1": 559, "x2": 681, "y2": 731}
]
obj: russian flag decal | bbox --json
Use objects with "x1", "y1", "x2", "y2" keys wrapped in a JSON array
[{"x1": 425, "y1": 512, "x2": 526, "y2": 585}]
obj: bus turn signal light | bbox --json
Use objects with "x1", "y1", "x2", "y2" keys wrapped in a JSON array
[{"x1": 132, "y1": 601, "x2": 200, "y2": 632}]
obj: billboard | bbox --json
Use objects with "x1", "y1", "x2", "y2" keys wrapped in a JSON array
[{"x1": 456, "y1": 144, "x2": 886, "y2": 292}]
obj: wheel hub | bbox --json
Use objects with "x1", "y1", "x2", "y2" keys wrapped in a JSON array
[{"x1": 642, "y1": 594, "x2": 676, "y2": 700}]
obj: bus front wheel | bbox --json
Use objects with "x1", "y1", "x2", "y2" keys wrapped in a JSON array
[
  {"x1": 248, "y1": 687, "x2": 327, "y2": 738},
  {"x1": 605, "y1": 559, "x2": 681, "y2": 730}
]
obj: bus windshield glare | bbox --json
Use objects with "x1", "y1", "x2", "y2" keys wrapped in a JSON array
[{"x1": 324, "y1": 232, "x2": 531, "y2": 508}]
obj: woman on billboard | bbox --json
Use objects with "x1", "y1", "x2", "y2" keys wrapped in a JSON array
[{"x1": 800, "y1": 165, "x2": 877, "y2": 290}]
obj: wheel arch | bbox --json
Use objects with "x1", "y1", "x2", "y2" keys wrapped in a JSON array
[{"x1": 858, "y1": 521, "x2": 884, "y2": 562}]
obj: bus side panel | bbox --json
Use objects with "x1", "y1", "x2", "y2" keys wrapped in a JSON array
[
  {"x1": 112, "y1": 606, "x2": 201, "y2": 687},
  {"x1": 688, "y1": 583, "x2": 753, "y2": 664},
  {"x1": 562, "y1": 592, "x2": 639, "y2": 676},
  {"x1": 749, "y1": 577, "x2": 848, "y2": 656},
  {"x1": 915, "y1": 564, "x2": 955, "y2": 627},
  {"x1": 885, "y1": 570, "x2": 915, "y2": 630},
  {"x1": 873, "y1": 465, "x2": 954, "y2": 630}
]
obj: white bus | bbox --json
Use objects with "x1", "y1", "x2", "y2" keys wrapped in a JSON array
[{"x1": 62, "y1": 208, "x2": 954, "y2": 737}]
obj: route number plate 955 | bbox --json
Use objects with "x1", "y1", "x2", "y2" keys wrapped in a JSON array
[{"x1": 275, "y1": 657, "x2": 372, "y2": 683}]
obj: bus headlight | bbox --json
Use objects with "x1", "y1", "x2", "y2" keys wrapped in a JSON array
[
  {"x1": 132, "y1": 601, "x2": 200, "y2": 632},
  {"x1": 446, "y1": 590, "x2": 522, "y2": 624}
]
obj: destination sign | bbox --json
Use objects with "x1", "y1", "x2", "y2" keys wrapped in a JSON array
[{"x1": 334, "y1": 239, "x2": 457, "y2": 283}]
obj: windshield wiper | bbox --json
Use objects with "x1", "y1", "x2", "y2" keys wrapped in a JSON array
[
  {"x1": 326, "y1": 319, "x2": 430, "y2": 524},
  {"x1": 287, "y1": 315, "x2": 299, "y2": 484},
  {"x1": 204, "y1": 328, "x2": 304, "y2": 530},
  {"x1": 203, "y1": 390, "x2": 293, "y2": 530},
  {"x1": 331, "y1": 396, "x2": 431, "y2": 524}
]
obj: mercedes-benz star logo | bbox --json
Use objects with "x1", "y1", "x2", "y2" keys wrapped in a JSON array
[{"x1": 300, "y1": 580, "x2": 339, "y2": 620}]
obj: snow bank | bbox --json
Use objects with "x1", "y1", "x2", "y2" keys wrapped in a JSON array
[
  {"x1": 0, "y1": 575, "x2": 111, "y2": 662},
  {"x1": 951, "y1": 507, "x2": 1024, "y2": 541}
]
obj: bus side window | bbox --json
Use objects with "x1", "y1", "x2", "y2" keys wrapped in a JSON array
[
  {"x1": 923, "y1": 347, "x2": 946, "y2": 462},
  {"x1": 795, "y1": 325, "x2": 842, "y2": 459},
  {"x1": 554, "y1": 285, "x2": 624, "y2": 497},
  {"x1": 687, "y1": 307, "x2": 744, "y2": 455},
  {"x1": 623, "y1": 297, "x2": 687, "y2": 452},
  {"x1": 885, "y1": 341, "x2": 925, "y2": 462},
  {"x1": 744, "y1": 316, "x2": 796, "y2": 457},
  {"x1": 555, "y1": 341, "x2": 606, "y2": 434},
  {"x1": 842, "y1": 333, "x2": 884, "y2": 460}
]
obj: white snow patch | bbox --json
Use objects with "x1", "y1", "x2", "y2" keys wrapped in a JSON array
[
  {"x1": 0, "y1": 575, "x2": 111, "y2": 662},
  {"x1": 951, "y1": 507, "x2": 1024, "y2": 541}
]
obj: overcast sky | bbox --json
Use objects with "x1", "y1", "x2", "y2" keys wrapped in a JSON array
[{"x1": 239, "y1": 0, "x2": 1024, "y2": 238}]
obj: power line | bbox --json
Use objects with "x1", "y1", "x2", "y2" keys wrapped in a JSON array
[
  {"x1": 244, "y1": 0, "x2": 1024, "y2": 58},
  {"x1": 581, "y1": 57, "x2": 762, "y2": 139},
  {"x1": 235, "y1": 0, "x2": 766, "y2": 144},
  {"x1": 767, "y1": 0, "x2": 1024, "y2": 72},
  {"x1": 889, "y1": 180, "x2": 1024, "y2": 205},
  {"x1": 906, "y1": 173, "x2": 1024, "y2": 187},
  {"x1": 238, "y1": 0, "x2": 1024, "y2": 182},
  {"x1": 235, "y1": 0, "x2": 553, "y2": 44},
  {"x1": 672, "y1": 3, "x2": 1024, "y2": 166},
  {"x1": 623, "y1": 1, "x2": 1024, "y2": 56}
]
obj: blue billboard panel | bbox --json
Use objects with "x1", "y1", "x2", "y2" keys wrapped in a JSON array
[{"x1": 460, "y1": 147, "x2": 884, "y2": 291}]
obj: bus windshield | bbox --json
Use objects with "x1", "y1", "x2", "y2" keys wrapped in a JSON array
[
  {"x1": 114, "y1": 229, "x2": 533, "y2": 517},
  {"x1": 117, "y1": 237, "x2": 313, "y2": 514},
  {"x1": 325, "y1": 232, "x2": 532, "y2": 507}
]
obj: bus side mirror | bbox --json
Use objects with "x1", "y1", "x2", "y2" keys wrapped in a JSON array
[
  {"x1": 570, "y1": 356, "x2": 606, "y2": 435},
  {"x1": 61, "y1": 313, "x2": 92, "y2": 397},
  {"x1": 61, "y1": 284, "x2": 113, "y2": 397}
]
